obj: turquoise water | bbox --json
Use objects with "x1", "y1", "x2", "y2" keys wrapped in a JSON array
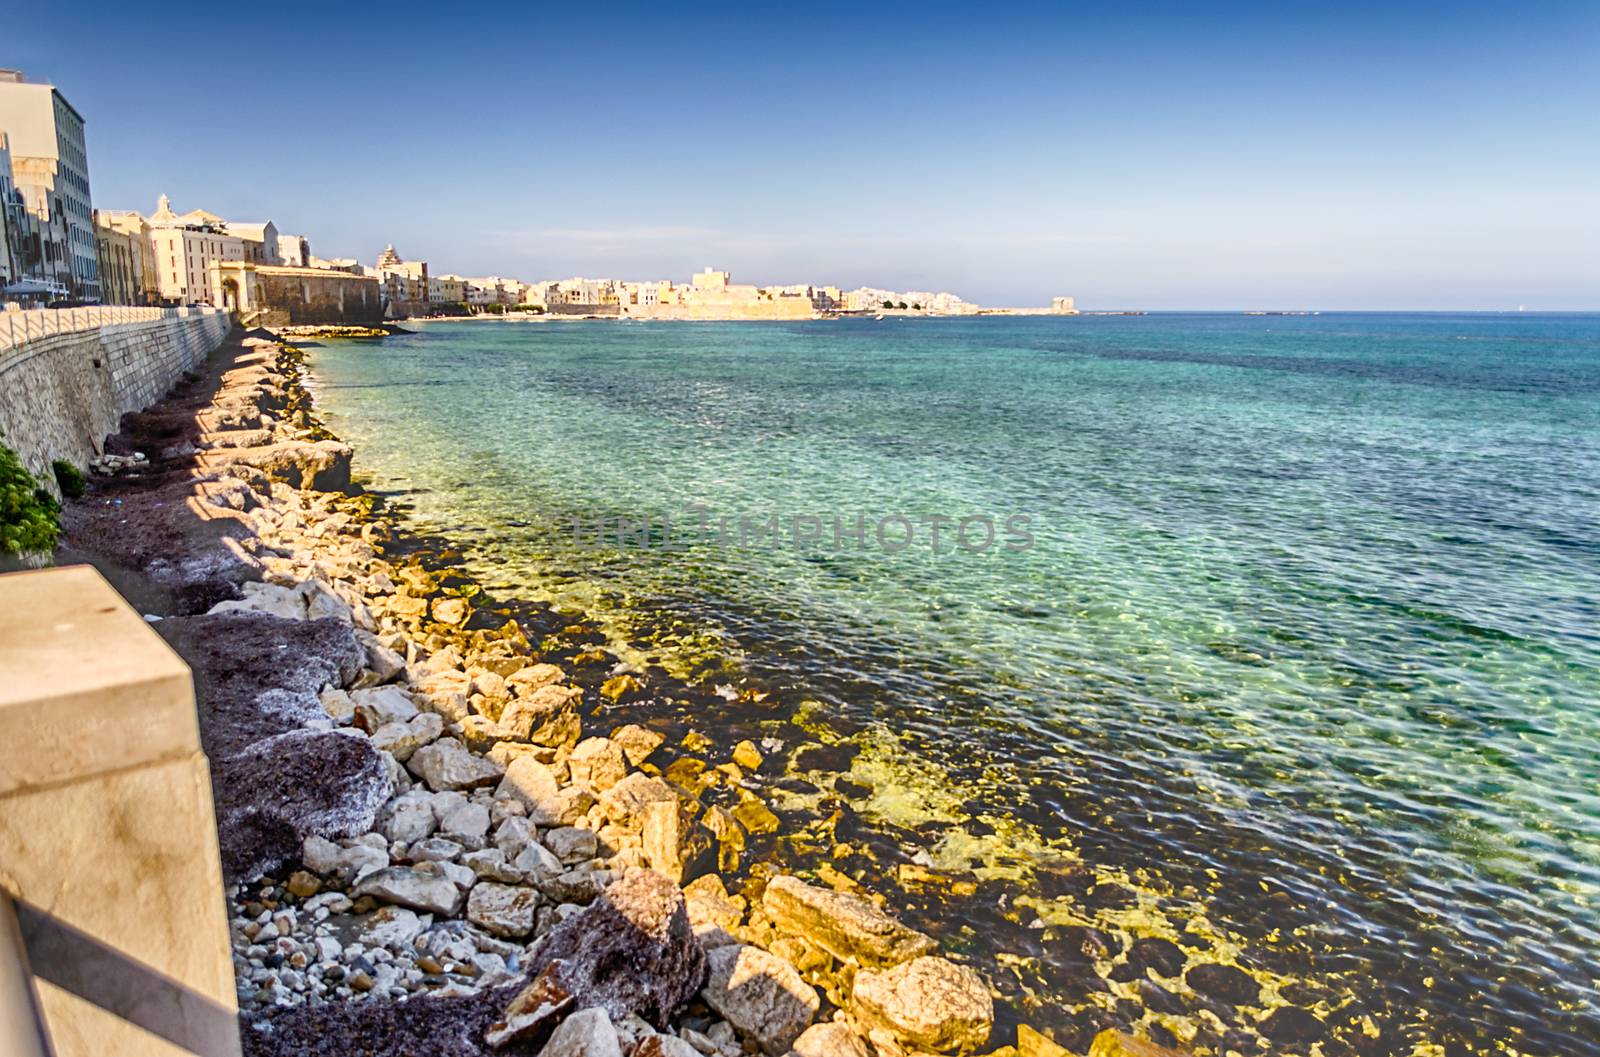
[{"x1": 312, "y1": 315, "x2": 1600, "y2": 1055}]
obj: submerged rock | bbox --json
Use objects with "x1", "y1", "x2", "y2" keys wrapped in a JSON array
[
  {"x1": 762, "y1": 875, "x2": 937, "y2": 968},
  {"x1": 1086, "y1": 1029, "x2": 1188, "y2": 1057},
  {"x1": 1185, "y1": 962, "x2": 1259, "y2": 1006},
  {"x1": 850, "y1": 956, "x2": 993, "y2": 1054},
  {"x1": 701, "y1": 945, "x2": 819, "y2": 1055}
]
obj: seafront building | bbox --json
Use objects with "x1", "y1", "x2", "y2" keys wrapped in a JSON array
[
  {"x1": 0, "y1": 70, "x2": 98, "y2": 301},
  {"x1": 372, "y1": 244, "x2": 429, "y2": 315},
  {"x1": 92, "y1": 214, "x2": 140, "y2": 305},
  {"x1": 0, "y1": 131, "x2": 31, "y2": 290},
  {"x1": 277, "y1": 233, "x2": 311, "y2": 268},
  {"x1": 142, "y1": 195, "x2": 245, "y2": 304},
  {"x1": 222, "y1": 220, "x2": 280, "y2": 264},
  {"x1": 95, "y1": 210, "x2": 163, "y2": 305}
]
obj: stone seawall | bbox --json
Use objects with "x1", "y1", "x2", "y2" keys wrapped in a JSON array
[{"x1": 0, "y1": 308, "x2": 231, "y2": 489}]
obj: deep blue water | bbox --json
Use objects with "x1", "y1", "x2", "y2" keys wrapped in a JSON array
[{"x1": 312, "y1": 313, "x2": 1600, "y2": 1055}]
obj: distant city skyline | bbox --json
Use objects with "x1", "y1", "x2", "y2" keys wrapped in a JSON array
[{"x1": 9, "y1": 1, "x2": 1600, "y2": 310}]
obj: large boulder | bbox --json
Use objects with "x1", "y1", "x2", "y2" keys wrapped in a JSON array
[
  {"x1": 498, "y1": 869, "x2": 706, "y2": 1035},
  {"x1": 195, "y1": 439, "x2": 353, "y2": 492},
  {"x1": 702, "y1": 945, "x2": 819, "y2": 1055},
  {"x1": 213, "y1": 729, "x2": 391, "y2": 881},
  {"x1": 850, "y1": 956, "x2": 993, "y2": 1054},
  {"x1": 762, "y1": 876, "x2": 936, "y2": 968}
]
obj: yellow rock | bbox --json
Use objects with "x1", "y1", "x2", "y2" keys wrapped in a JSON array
[
  {"x1": 733, "y1": 792, "x2": 780, "y2": 835},
  {"x1": 665, "y1": 757, "x2": 709, "y2": 791},
  {"x1": 732, "y1": 739, "x2": 764, "y2": 771},
  {"x1": 1017, "y1": 1025, "x2": 1071, "y2": 1057},
  {"x1": 683, "y1": 730, "x2": 714, "y2": 753},
  {"x1": 897, "y1": 863, "x2": 979, "y2": 897},
  {"x1": 286, "y1": 870, "x2": 322, "y2": 899},
  {"x1": 1088, "y1": 1029, "x2": 1186, "y2": 1057},
  {"x1": 816, "y1": 863, "x2": 861, "y2": 893},
  {"x1": 601, "y1": 674, "x2": 644, "y2": 702}
]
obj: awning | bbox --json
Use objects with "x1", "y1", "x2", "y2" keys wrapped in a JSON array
[{"x1": 2, "y1": 279, "x2": 62, "y2": 296}]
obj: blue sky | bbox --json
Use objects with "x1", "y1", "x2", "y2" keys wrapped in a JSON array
[{"x1": 9, "y1": 1, "x2": 1599, "y2": 308}]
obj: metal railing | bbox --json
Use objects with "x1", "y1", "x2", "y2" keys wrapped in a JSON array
[{"x1": 0, "y1": 306, "x2": 224, "y2": 352}]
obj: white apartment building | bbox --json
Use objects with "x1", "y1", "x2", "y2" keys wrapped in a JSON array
[
  {"x1": 463, "y1": 277, "x2": 500, "y2": 306},
  {"x1": 146, "y1": 195, "x2": 245, "y2": 304},
  {"x1": 277, "y1": 234, "x2": 310, "y2": 268},
  {"x1": 0, "y1": 70, "x2": 99, "y2": 300},
  {"x1": 222, "y1": 220, "x2": 280, "y2": 264}
]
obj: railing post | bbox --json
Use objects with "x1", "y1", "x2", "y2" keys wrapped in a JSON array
[{"x1": 0, "y1": 891, "x2": 55, "y2": 1057}]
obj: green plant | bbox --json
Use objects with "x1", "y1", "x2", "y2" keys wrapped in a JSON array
[
  {"x1": 53, "y1": 459, "x2": 87, "y2": 498},
  {"x1": 882, "y1": 300, "x2": 894, "y2": 310},
  {"x1": 0, "y1": 442, "x2": 60, "y2": 556}
]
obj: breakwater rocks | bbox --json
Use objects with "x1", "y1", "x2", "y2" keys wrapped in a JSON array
[{"x1": 61, "y1": 330, "x2": 1174, "y2": 1057}]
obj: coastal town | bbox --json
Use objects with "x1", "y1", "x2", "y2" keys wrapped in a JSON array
[
  {"x1": 0, "y1": 62, "x2": 1153, "y2": 1057},
  {"x1": 0, "y1": 70, "x2": 1075, "y2": 323}
]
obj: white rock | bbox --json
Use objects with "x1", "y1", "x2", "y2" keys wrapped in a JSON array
[
  {"x1": 701, "y1": 945, "x2": 818, "y2": 1055},
  {"x1": 370, "y1": 712, "x2": 445, "y2": 762},
  {"x1": 408, "y1": 738, "x2": 505, "y2": 792},
  {"x1": 544, "y1": 826, "x2": 599, "y2": 864},
  {"x1": 494, "y1": 756, "x2": 565, "y2": 824},
  {"x1": 353, "y1": 864, "x2": 463, "y2": 916},
  {"x1": 462, "y1": 848, "x2": 524, "y2": 884},
  {"x1": 791, "y1": 1023, "x2": 872, "y2": 1057},
  {"x1": 300, "y1": 580, "x2": 353, "y2": 624},
  {"x1": 466, "y1": 882, "x2": 542, "y2": 938},
  {"x1": 351, "y1": 685, "x2": 419, "y2": 728},
  {"x1": 543, "y1": 1007, "x2": 623, "y2": 1057},
  {"x1": 362, "y1": 906, "x2": 426, "y2": 949},
  {"x1": 384, "y1": 792, "x2": 438, "y2": 844},
  {"x1": 511, "y1": 840, "x2": 563, "y2": 882},
  {"x1": 319, "y1": 687, "x2": 356, "y2": 725},
  {"x1": 301, "y1": 835, "x2": 343, "y2": 875},
  {"x1": 209, "y1": 581, "x2": 306, "y2": 620},
  {"x1": 440, "y1": 801, "x2": 491, "y2": 842}
]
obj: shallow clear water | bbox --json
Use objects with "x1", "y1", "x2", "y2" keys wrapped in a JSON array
[{"x1": 312, "y1": 314, "x2": 1600, "y2": 1055}]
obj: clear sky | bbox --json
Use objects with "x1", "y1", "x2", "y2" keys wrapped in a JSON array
[{"x1": 9, "y1": 1, "x2": 1599, "y2": 309}]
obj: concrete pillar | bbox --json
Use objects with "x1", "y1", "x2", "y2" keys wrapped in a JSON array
[{"x1": 0, "y1": 566, "x2": 241, "y2": 1057}]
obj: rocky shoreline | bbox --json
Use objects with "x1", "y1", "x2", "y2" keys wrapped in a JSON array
[{"x1": 59, "y1": 329, "x2": 1171, "y2": 1057}]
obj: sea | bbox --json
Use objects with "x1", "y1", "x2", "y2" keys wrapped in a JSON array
[{"x1": 309, "y1": 313, "x2": 1600, "y2": 1057}]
